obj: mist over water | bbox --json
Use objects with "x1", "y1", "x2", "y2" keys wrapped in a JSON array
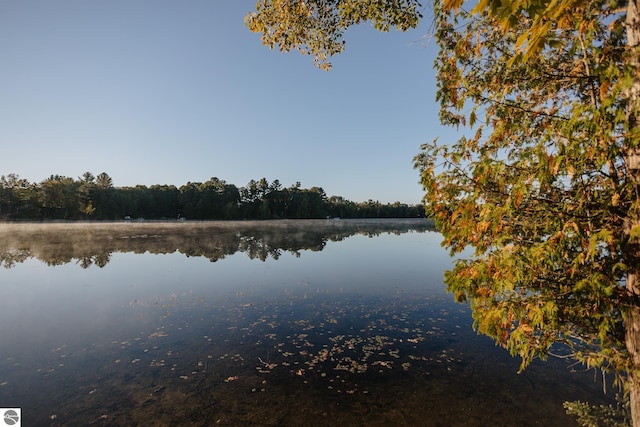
[{"x1": 0, "y1": 220, "x2": 611, "y2": 426}]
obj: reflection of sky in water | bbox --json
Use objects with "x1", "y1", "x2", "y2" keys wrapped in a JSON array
[
  {"x1": 0, "y1": 231, "x2": 448, "y2": 357},
  {"x1": 0, "y1": 227, "x2": 611, "y2": 426}
]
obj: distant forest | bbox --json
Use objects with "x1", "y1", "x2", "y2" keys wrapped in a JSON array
[{"x1": 0, "y1": 173, "x2": 425, "y2": 221}]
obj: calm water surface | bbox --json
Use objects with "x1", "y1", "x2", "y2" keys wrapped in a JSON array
[{"x1": 0, "y1": 220, "x2": 611, "y2": 426}]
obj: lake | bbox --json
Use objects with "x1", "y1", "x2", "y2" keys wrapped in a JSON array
[{"x1": 0, "y1": 219, "x2": 612, "y2": 426}]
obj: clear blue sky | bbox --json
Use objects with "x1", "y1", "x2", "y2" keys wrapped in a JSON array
[{"x1": 0, "y1": 1, "x2": 451, "y2": 204}]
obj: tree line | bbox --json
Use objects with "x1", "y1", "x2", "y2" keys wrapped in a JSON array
[{"x1": 0, "y1": 172, "x2": 424, "y2": 220}]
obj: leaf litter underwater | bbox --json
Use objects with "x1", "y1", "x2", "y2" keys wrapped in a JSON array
[{"x1": 2, "y1": 288, "x2": 613, "y2": 426}]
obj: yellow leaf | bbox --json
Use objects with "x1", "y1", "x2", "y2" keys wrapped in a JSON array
[
  {"x1": 515, "y1": 33, "x2": 529, "y2": 50},
  {"x1": 519, "y1": 323, "x2": 533, "y2": 334},
  {"x1": 612, "y1": 193, "x2": 620, "y2": 207},
  {"x1": 444, "y1": 0, "x2": 466, "y2": 11},
  {"x1": 477, "y1": 221, "x2": 491, "y2": 233},
  {"x1": 600, "y1": 81, "x2": 610, "y2": 101}
]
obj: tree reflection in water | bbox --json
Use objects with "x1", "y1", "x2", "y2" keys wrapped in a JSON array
[
  {"x1": 0, "y1": 219, "x2": 434, "y2": 268},
  {"x1": 0, "y1": 218, "x2": 616, "y2": 426}
]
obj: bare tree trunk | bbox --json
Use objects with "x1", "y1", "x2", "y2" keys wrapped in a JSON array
[
  {"x1": 627, "y1": 301, "x2": 640, "y2": 427},
  {"x1": 626, "y1": 266, "x2": 640, "y2": 427},
  {"x1": 625, "y1": 1, "x2": 640, "y2": 426}
]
